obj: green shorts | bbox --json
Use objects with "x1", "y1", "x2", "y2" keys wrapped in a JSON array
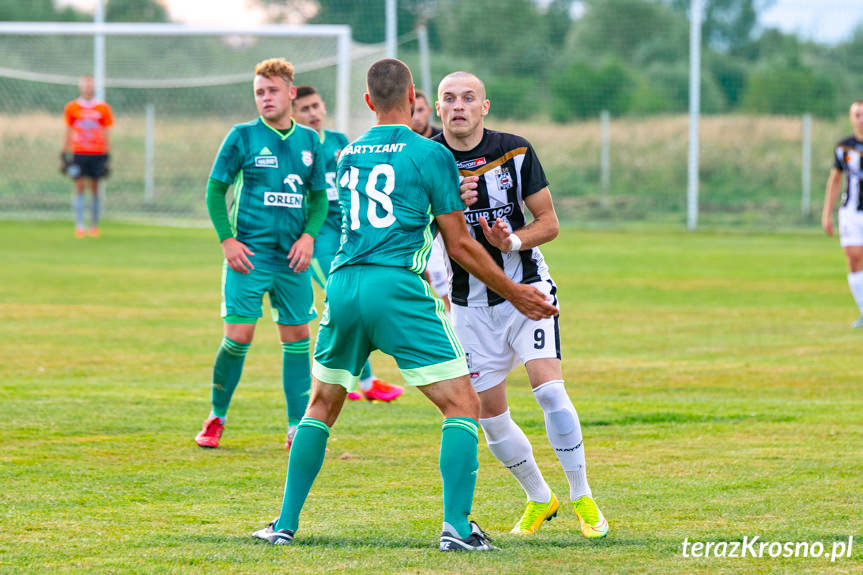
[
  {"x1": 221, "y1": 262, "x2": 316, "y2": 325},
  {"x1": 311, "y1": 228, "x2": 340, "y2": 289},
  {"x1": 312, "y1": 265, "x2": 467, "y2": 391}
]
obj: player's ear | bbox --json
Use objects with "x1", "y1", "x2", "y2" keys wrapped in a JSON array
[
  {"x1": 364, "y1": 92, "x2": 376, "y2": 112},
  {"x1": 408, "y1": 84, "x2": 416, "y2": 107},
  {"x1": 481, "y1": 99, "x2": 490, "y2": 117},
  {"x1": 289, "y1": 85, "x2": 297, "y2": 100},
  {"x1": 434, "y1": 99, "x2": 441, "y2": 117}
]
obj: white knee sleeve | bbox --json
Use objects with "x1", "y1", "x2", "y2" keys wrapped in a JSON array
[
  {"x1": 533, "y1": 380, "x2": 591, "y2": 499},
  {"x1": 480, "y1": 409, "x2": 533, "y2": 467},
  {"x1": 533, "y1": 380, "x2": 584, "y2": 470},
  {"x1": 480, "y1": 409, "x2": 550, "y2": 502}
]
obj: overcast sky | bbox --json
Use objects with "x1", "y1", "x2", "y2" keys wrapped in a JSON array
[
  {"x1": 760, "y1": 0, "x2": 863, "y2": 43},
  {"x1": 56, "y1": 0, "x2": 863, "y2": 44}
]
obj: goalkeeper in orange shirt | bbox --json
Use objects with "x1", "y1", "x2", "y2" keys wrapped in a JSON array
[{"x1": 62, "y1": 75, "x2": 114, "y2": 238}]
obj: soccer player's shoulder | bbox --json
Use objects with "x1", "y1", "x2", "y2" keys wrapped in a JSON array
[
  {"x1": 486, "y1": 128, "x2": 532, "y2": 152},
  {"x1": 325, "y1": 129, "x2": 350, "y2": 147},
  {"x1": 230, "y1": 118, "x2": 259, "y2": 135},
  {"x1": 293, "y1": 122, "x2": 320, "y2": 143},
  {"x1": 416, "y1": 131, "x2": 454, "y2": 163},
  {"x1": 837, "y1": 135, "x2": 859, "y2": 148},
  {"x1": 417, "y1": 134, "x2": 455, "y2": 170}
]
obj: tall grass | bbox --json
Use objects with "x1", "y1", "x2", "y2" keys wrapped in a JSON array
[{"x1": 1, "y1": 112, "x2": 849, "y2": 228}]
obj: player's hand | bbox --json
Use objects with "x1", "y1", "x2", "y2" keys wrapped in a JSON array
[
  {"x1": 288, "y1": 233, "x2": 314, "y2": 272},
  {"x1": 460, "y1": 176, "x2": 480, "y2": 207},
  {"x1": 508, "y1": 283, "x2": 558, "y2": 321},
  {"x1": 479, "y1": 216, "x2": 514, "y2": 251},
  {"x1": 822, "y1": 213, "x2": 834, "y2": 236},
  {"x1": 59, "y1": 151, "x2": 72, "y2": 175},
  {"x1": 222, "y1": 237, "x2": 255, "y2": 273}
]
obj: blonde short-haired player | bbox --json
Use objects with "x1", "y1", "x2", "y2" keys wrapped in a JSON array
[
  {"x1": 823, "y1": 100, "x2": 863, "y2": 327},
  {"x1": 193, "y1": 58, "x2": 327, "y2": 450},
  {"x1": 433, "y1": 71, "x2": 609, "y2": 538}
]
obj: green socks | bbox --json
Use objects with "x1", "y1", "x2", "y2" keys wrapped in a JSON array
[
  {"x1": 273, "y1": 416, "x2": 479, "y2": 538},
  {"x1": 210, "y1": 336, "x2": 250, "y2": 418},
  {"x1": 276, "y1": 417, "x2": 330, "y2": 532},
  {"x1": 282, "y1": 338, "x2": 311, "y2": 427},
  {"x1": 440, "y1": 417, "x2": 479, "y2": 539},
  {"x1": 211, "y1": 336, "x2": 308, "y2": 425}
]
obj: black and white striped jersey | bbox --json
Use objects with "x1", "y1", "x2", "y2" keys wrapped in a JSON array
[
  {"x1": 834, "y1": 136, "x2": 863, "y2": 211},
  {"x1": 433, "y1": 129, "x2": 552, "y2": 307}
]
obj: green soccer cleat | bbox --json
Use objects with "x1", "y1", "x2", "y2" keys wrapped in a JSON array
[
  {"x1": 573, "y1": 496, "x2": 609, "y2": 539},
  {"x1": 510, "y1": 492, "x2": 559, "y2": 535},
  {"x1": 852, "y1": 316, "x2": 863, "y2": 328}
]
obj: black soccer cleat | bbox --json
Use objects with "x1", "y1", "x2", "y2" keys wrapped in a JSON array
[
  {"x1": 439, "y1": 520, "x2": 498, "y2": 551},
  {"x1": 252, "y1": 518, "x2": 295, "y2": 545}
]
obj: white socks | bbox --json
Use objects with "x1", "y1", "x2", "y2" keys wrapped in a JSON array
[
  {"x1": 848, "y1": 271, "x2": 863, "y2": 314},
  {"x1": 533, "y1": 380, "x2": 592, "y2": 500},
  {"x1": 479, "y1": 410, "x2": 551, "y2": 503}
]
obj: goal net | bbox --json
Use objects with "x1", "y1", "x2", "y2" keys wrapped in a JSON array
[{"x1": 0, "y1": 23, "x2": 385, "y2": 223}]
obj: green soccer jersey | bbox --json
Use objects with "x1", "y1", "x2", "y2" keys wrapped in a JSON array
[
  {"x1": 210, "y1": 117, "x2": 326, "y2": 271},
  {"x1": 315, "y1": 129, "x2": 350, "y2": 257},
  {"x1": 331, "y1": 124, "x2": 463, "y2": 274}
]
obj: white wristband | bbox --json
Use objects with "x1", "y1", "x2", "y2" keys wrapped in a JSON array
[{"x1": 507, "y1": 233, "x2": 522, "y2": 252}]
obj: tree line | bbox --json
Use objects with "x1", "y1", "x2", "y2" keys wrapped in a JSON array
[{"x1": 4, "y1": 0, "x2": 861, "y2": 121}]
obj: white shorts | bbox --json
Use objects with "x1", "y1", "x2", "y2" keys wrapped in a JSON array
[
  {"x1": 426, "y1": 234, "x2": 450, "y2": 298},
  {"x1": 451, "y1": 279, "x2": 560, "y2": 393},
  {"x1": 839, "y1": 208, "x2": 863, "y2": 247}
]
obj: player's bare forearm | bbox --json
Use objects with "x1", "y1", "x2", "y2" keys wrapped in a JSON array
[
  {"x1": 824, "y1": 172, "x2": 842, "y2": 208},
  {"x1": 822, "y1": 170, "x2": 843, "y2": 234},
  {"x1": 517, "y1": 187, "x2": 559, "y2": 250},
  {"x1": 62, "y1": 127, "x2": 73, "y2": 153},
  {"x1": 437, "y1": 211, "x2": 557, "y2": 320},
  {"x1": 447, "y1": 235, "x2": 513, "y2": 296},
  {"x1": 511, "y1": 214, "x2": 558, "y2": 250}
]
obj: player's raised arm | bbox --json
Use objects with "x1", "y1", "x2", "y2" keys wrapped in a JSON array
[{"x1": 436, "y1": 210, "x2": 558, "y2": 321}]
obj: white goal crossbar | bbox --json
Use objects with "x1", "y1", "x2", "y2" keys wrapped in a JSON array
[{"x1": 0, "y1": 22, "x2": 352, "y2": 133}]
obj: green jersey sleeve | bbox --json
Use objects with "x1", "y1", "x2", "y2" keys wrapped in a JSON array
[
  {"x1": 425, "y1": 143, "x2": 464, "y2": 216},
  {"x1": 209, "y1": 127, "x2": 245, "y2": 185},
  {"x1": 334, "y1": 131, "x2": 350, "y2": 152},
  {"x1": 309, "y1": 135, "x2": 327, "y2": 192}
]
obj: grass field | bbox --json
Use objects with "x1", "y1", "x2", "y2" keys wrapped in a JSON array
[{"x1": 2, "y1": 221, "x2": 862, "y2": 574}]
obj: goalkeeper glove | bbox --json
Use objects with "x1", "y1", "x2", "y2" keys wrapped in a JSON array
[{"x1": 60, "y1": 151, "x2": 73, "y2": 176}]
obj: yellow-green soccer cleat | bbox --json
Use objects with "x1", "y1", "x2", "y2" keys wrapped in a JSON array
[
  {"x1": 510, "y1": 493, "x2": 559, "y2": 535},
  {"x1": 573, "y1": 496, "x2": 609, "y2": 539}
]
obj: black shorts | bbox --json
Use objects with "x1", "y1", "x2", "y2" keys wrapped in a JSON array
[{"x1": 71, "y1": 154, "x2": 109, "y2": 179}]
